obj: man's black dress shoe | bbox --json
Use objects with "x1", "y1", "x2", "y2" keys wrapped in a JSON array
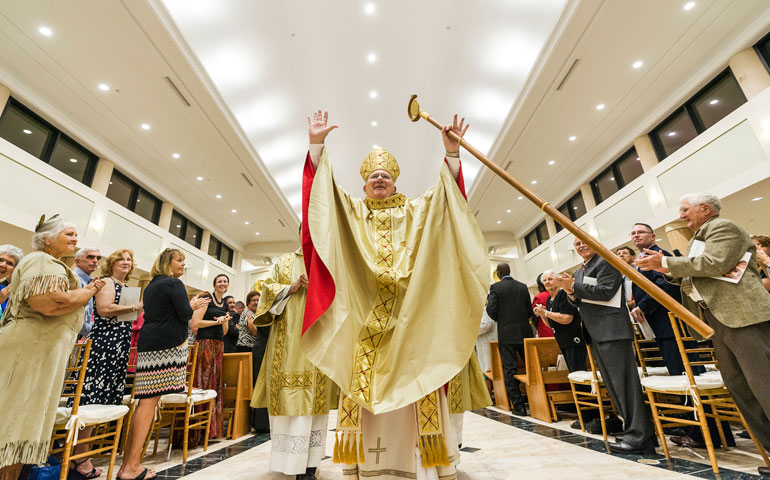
[
  {"x1": 512, "y1": 406, "x2": 527, "y2": 416},
  {"x1": 670, "y1": 435, "x2": 705, "y2": 449},
  {"x1": 758, "y1": 466, "x2": 770, "y2": 476},
  {"x1": 609, "y1": 437, "x2": 656, "y2": 455}
]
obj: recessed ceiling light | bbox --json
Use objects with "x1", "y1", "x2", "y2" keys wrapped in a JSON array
[
  {"x1": 244, "y1": 221, "x2": 250, "y2": 225},
  {"x1": 548, "y1": 160, "x2": 555, "y2": 165},
  {"x1": 751, "y1": 197, "x2": 763, "y2": 202},
  {"x1": 364, "y1": 3, "x2": 376, "y2": 15},
  {"x1": 667, "y1": 131, "x2": 677, "y2": 137},
  {"x1": 506, "y1": 209, "x2": 512, "y2": 213},
  {"x1": 140, "y1": 123, "x2": 151, "y2": 130},
  {"x1": 69, "y1": 158, "x2": 78, "y2": 163},
  {"x1": 98, "y1": 83, "x2": 110, "y2": 91},
  {"x1": 632, "y1": 60, "x2": 644, "y2": 69},
  {"x1": 371, "y1": 121, "x2": 377, "y2": 127},
  {"x1": 22, "y1": 129, "x2": 32, "y2": 134},
  {"x1": 372, "y1": 144, "x2": 379, "y2": 149},
  {"x1": 255, "y1": 232, "x2": 261, "y2": 236},
  {"x1": 369, "y1": 90, "x2": 378, "y2": 99},
  {"x1": 367, "y1": 53, "x2": 377, "y2": 63},
  {"x1": 215, "y1": 194, "x2": 222, "y2": 199},
  {"x1": 684, "y1": 1, "x2": 696, "y2": 11},
  {"x1": 38, "y1": 26, "x2": 53, "y2": 37},
  {"x1": 496, "y1": 220, "x2": 502, "y2": 224},
  {"x1": 595, "y1": 104, "x2": 605, "y2": 110},
  {"x1": 531, "y1": 180, "x2": 537, "y2": 184},
  {"x1": 709, "y1": 99, "x2": 719, "y2": 105},
  {"x1": 109, "y1": 181, "x2": 113, "y2": 185},
  {"x1": 196, "y1": 176, "x2": 203, "y2": 181},
  {"x1": 172, "y1": 153, "x2": 180, "y2": 159},
  {"x1": 518, "y1": 196, "x2": 523, "y2": 200},
  {"x1": 231, "y1": 209, "x2": 237, "y2": 213},
  {"x1": 568, "y1": 136, "x2": 576, "y2": 141}
]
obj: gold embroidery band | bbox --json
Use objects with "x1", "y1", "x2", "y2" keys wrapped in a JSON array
[
  {"x1": 364, "y1": 193, "x2": 406, "y2": 210},
  {"x1": 268, "y1": 255, "x2": 296, "y2": 416},
  {"x1": 449, "y1": 372, "x2": 463, "y2": 414},
  {"x1": 334, "y1": 395, "x2": 365, "y2": 464},
  {"x1": 417, "y1": 391, "x2": 450, "y2": 467}
]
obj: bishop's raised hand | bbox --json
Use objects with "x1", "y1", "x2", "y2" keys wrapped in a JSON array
[{"x1": 308, "y1": 110, "x2": 339, "y2": 144}]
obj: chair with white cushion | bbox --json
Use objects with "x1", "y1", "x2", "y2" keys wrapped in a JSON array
[
  {"x1": 50, "y1": 340, "x2": 129, "y2": 480},
  {"x1": 640, "y1": 313, "x2": 770, "y2": 474},
  {"x1": 144, "y1": 343, "x2": 216, "y2": 462},
  {"x1": 567, "y1": 344, "x2": 616, "y2": 441}
]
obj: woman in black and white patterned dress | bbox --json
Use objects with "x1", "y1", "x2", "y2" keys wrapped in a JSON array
[{"x1": 70, "y1": 249, "x2": 143, "y2": 479}]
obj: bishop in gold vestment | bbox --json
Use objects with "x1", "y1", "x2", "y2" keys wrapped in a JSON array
[
  {"x1": 251, "y1": 248, "x2": 336, "y2": 477},
  {"x1": 300, "y1": 111, "x2": 490, "y2": 480}
]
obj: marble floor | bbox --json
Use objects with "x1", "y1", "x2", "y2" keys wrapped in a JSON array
[{"x1": 88, "y1": 407, "x2": 769, "y2": 480}]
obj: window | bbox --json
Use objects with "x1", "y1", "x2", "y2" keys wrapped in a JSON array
[
  {"x1": 754, "y1": 30, "x2": 770, "y2": 74},
  {"x1": 208, "y1": 236, "x2": 234, "y2": 267},
  {"x1": 555, "y1": 191, "x2": 587, "y2": 232},
  {"x1": 650, "y1": 69, "x2": 746, "y2": 159},
  {"x1": 169, "y1": 210, "x2": 202, "y2": 249},
  {"x1": 0, "y1": 98, "x2": 97, "y2": 185},
  {"x1": 524, "y1": 221, "x2": 549, "y2": 253},
  {"x1": 106, "y1": 170, "x2": 161, "y2": 224},
  {"x1": 590, "y1": 147, "x2": 643, "y2": 204}
]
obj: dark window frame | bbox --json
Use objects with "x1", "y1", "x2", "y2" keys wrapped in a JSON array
[
  {"x1": 753, "y1": 30, "x2": 770, "y2": 74},
  {"x1": 555, "y1": 191, "x2": 586, "y2": 232},
  {"x1": 590, "y1": 147, "x2": 641, "y2": 204},
  {"x1": 649, "y1": 68, "x2": 746, "y2": 160},
  {"x1": 524, "y1": 220, "x2": 549, "y2": 253},
  {"x1": 208, "y1": 235, "x2": 234, "y2": 267},
  {"x1": 0, "y1": 97, "x2": 98, "y2": 186},
  {"x1": 107, "y1": 170, "x2": 162, "y2": 224},
  {"x1": 170, "y1": 209, "x2": 202, "y2": 249}
]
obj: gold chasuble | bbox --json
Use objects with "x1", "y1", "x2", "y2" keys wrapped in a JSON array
[
  {"x1": 301, "y1": 148, "x2": 489, "y2": 469},
  {"x1": 250, "y1": 250, "x2": 335, "y2": 417}
]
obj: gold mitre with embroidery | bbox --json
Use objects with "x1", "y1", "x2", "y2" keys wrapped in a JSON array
[{"x1": 360, "y1": 147, "x2": 400, "y2": 182}]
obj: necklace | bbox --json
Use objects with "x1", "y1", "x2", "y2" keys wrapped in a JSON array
[{"x1": 211, "y1": 292, "x2": 224, "y2": 305}]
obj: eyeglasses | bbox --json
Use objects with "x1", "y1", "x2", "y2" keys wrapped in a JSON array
[
  {"x1": 86, "y1": 255, "x2": 102, "y2": 260},
  {"x1": 368, "y1": 173, "x2": 392, "y2": 180}
]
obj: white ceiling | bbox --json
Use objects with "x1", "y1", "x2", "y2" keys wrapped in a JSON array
[
  {"x1": 1, "y1": 0, "x2": 769, "y2": 263},
  {"x1": 160, "y1": 0, "x2": 567, "y2": 212}
]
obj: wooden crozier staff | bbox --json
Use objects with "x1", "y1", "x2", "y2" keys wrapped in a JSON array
[{"x1": 407, "y1": 94, "x2": 714, "y2": 339}]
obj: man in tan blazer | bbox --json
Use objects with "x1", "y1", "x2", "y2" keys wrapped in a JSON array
[{"x1": 635, "y1": 192, "x2": 770, "y2": 476}]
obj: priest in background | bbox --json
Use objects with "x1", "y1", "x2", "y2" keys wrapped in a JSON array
[
  {"x1": 301, "y1": 111, "x2": 489, "y2": 479},
  {"x1": 250, "y1": 226, "x2": 336, "y2": 480}
]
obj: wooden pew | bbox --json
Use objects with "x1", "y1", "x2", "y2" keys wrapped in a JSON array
[
  {"x1": 223, "y1": 353, "x2": 253, "y2": 439},
  {"x1": 489, "y1": 341, "x2": 526, "y2": 410},
  {"x1": 513, "y1": 337, "x2": 571, "y2": 423}
]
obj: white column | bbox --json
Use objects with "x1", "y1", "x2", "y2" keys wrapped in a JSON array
[
  {"x1": 633, "y1": 135, "x2": 659, "y2": 172},
  {"x1": 200, "y1": 229, "x2": 212, "y2": 255},
  {"x1": 580, "y1": 183, "x2": 597, "y2": 210},
  {"x1": 0, "y1": 83, "x2": 10, "y2": 111},
  {"x1": 91, "y1": 159, "x2": 114, "y2": 195},
  {"x1": 728, "y1": 48, "x2": 770, "y2": 100},
  {"x1": 158, "y1": 202, "x2": 174, "y2": 231}
]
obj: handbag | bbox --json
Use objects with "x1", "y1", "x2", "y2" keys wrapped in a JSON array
[{"x1": 27, "y1": 455, "x2": 61, "y2": 480}]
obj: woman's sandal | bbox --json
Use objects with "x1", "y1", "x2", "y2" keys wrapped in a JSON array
[
  {"x1": 117, "y1": 467, "x2": 156, "y2": 480},
  {"x1": 70, "y1": 459, "x2": 102, "y2": 479}
]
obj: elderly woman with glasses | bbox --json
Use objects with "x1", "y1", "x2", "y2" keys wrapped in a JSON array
[
  {"x1": 0, "y1": 244, "x2": 24, "y2": 315},
  {"x1": 0, "y1": 217, "x2": 104, "y2": 479}
]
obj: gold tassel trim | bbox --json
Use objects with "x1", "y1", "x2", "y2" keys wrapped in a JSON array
[
  {"x1": 333, "y1": 431, "x2": 340, "y2": 463},
  {"x1": 418, "y1": 434, "x2": 451, "y2": 468},
  {"x1": 333, "y1": 431, "x2": 367, "y2": 465},
  {"x1": 358, "y1": 431, "x2": 365, "y2": 463}
]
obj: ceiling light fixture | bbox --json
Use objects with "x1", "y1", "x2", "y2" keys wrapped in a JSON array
[
  {"x1": 610, "y1": 177, "x2": 615, "y2": 181},
  {"x1": 751, "y1": 197, "x2": 763, "y2": 202},
  {"x1": 244, "y1": 221, "x2": 250, "y2": 225},
  {"x1": 496, "y1": 220, "x2": 502, "y2": 224},
  {"x1": 364, "y1": 3, "x2": 375, "y2": 15},
  {"x1": 632, "y1": 60, "x2": 644, "y2": 69},
  {"x1": 369, "y1": 90, "x2": 378, "y2": 99},
  {"x1": 255, "y1": 232, "x2": 261, "y2": 236},
  {"x1": 69, "y1": 158, "x2": 78, "y2": 163},
  {"x1": 371, "y1": 121, "x2": 377, "y2": 126},
  {"x1": 367, "y1": 53, "x2": 377, "y2": 63},
  {"x1": 709, "y1": 99, "x2": 719, "y2": 105},
  {"x1": 140, "y1": 123, "x2": 151, "y2": 130},
  {"x1": 231, "y1": 209, "x2": 237, "y2": 213},
  {"x1": 506, "y1": 209, "x2": 512, "y2": 213},
  {"x1": 372, "y1": 144, "x2": 378, "y2": 148},
  {"x1": 548, "y1": 160, "x2": 555, "y2": 165},
  {"x1": 596, "y1": 104, "x2": 605, "y2": 110},
  {"x1": 684, "y1": 1, "x2": 696, "y2": 11},
  {"x1": 531, "y1": 180, "x2": 537, "y2": 184},
  {"x1": 215, "y1": 194, "x2": 222, "y2": 199},
  {"x1": 38, "y1": 26, "x2": 53, "y2": 36},
  {"x1": 172, "y1": 153, "x2": 180, "y2": 159},
  {"x1": 22, "y1": 129, "x2": 32, "y2": 134},
  {"x1": 196, "y1": 176, "x2": 203, "y2": 181},
  {"x1": 518, "y1": 196, "x2": 523, "y2": 200},
  {"x1": 568, "y1": 136, "x2": 576, "y2": 141},
  {"x1": 98, "y1": 83, "x2": 110, "y2": 91}
]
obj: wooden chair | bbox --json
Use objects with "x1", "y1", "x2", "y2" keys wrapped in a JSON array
[
  {"x1": 514, "y1": 338, "x2": 572, "y2": 422},
  {"x1": 640, "y1": 313, "x2": 770, "y2": 474},
  {"x1": 489, "y1": 341, "x2": 526, "y2": 411},
  {"x1": 567, "y1": 344, "x2": 617, "y2": 441},
  {"x1": 118, "y1": 346, "x2": 138, "y2": 452},
  {"x1": 222, "y1": 352, "x2": 254, "y2": 439},
  {"x1": 144, "y1": 343, "x2": 216, "y2": 462},
  {"x1": 50, "y1": 340, "x2": 129, "y2": 480},
  {"x1": 631, "y1": 321, "x2": 666, "y2": 376}
]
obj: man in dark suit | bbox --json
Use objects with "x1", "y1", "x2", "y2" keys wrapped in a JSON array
[
  {"x1": 486, "y1": 263, "x2": 535, "y2": 416},
  {"x1": 553, "y1": 238, "x2": 655, "y2": 454}
]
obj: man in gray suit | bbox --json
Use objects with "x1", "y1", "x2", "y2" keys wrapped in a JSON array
[
  {"x1": 636, "y1": 192, "x2": 770, "y2": 476},
  {"x1": 553, "y1": 237, "x2": 654, "y2": 454}
]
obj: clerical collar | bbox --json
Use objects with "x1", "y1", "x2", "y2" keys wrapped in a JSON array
[{"x1": 364, "y1": 193, "x2": 406, "y2": 210}]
